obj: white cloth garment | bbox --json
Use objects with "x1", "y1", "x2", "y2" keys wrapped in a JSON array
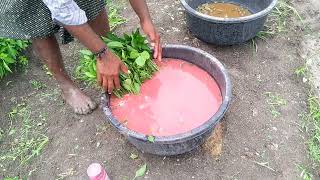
[{"x1": 42, "y1": 0, "x2": 88, "y2": 25}]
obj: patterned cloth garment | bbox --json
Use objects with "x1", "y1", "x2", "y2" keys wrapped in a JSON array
[
  {"x1": 42, "y1": 0, "x2": 88, "y2": 26},
  {"x1": 0, "y1": 0, "x2": 105, "y2": 43}
]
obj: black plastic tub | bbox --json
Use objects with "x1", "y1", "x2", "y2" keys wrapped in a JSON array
[
  {"x1": 101, "y1": 45, "x2": 232, "y2": 156},
  {"x1": 181, "y1": 0, "x2": 277, "y2": 45}
]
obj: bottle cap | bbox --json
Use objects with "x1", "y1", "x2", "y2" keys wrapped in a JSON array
[{"x1": 87, "y1": 163, "x2": 108, "y2": 180}]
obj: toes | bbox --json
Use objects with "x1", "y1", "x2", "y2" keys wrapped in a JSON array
[
  {"x1": 62, "y1": 86, "x2": 97, "y2": 115},
  {"x1": 74, "y1": 103, "x2": 94, "y2": 115},
  {"x1": 74, "y1": 107, "x2": 82, "y2": 114},
  {"x1": 82, "y1": 105, "x2": 92, "y2": 115}
]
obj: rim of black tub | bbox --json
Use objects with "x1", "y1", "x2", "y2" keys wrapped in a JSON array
[
  {"x1": 101, "y1": 44, "x2": 232, "y2": 144},
  {"x1": 180, "y1": 0, "x2": 278, "y2": 23}
]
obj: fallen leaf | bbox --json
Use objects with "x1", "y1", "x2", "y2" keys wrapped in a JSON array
[
  {"x1": 134, "y1": 164, "x2": 147, "y2": 179},
  {"x1": 130, "y1": 153, "x2": 138, "y2": 159}
]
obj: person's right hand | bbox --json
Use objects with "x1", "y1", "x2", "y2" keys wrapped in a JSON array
[{"x1": 96, "y1": 50, "x2": 128, "y2": 94}]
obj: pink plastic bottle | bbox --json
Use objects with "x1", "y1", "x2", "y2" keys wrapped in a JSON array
[{"x1": 87, "y1": 163, "x2": 110, "y2": 180}]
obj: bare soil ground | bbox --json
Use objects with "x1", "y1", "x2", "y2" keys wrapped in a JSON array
[{"x1": 1, "y1": 0, "x2": 319, "y2": 179}]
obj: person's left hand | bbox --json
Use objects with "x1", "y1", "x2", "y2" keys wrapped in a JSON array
[{"x1": 140, "y1": 20, "x2": 162, "y2": 61}]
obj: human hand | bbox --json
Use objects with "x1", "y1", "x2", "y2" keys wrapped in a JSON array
[
  {"x1": 140, "y1": 20, "x2": 162, "y2": 61},
  {"x1": 96, "y1": 50, "x2": 128, "y2": 94}
]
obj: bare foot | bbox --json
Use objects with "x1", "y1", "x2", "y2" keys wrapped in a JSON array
[{"x1": 61, "y1": 84, "x2": 97, "y2": 114}]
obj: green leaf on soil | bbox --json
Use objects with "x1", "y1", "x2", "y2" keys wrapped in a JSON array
[
  {"x1": 8, "y1": 129, "x2": 16, "y2": 135},
  {"x1": 4, "y1": 177, "x2": 19, "y2": 180},
  {"x1": 134, "y1": 164, "x2": 147, "y2": 178},
  {"x1": 130, "y1": 153, "x2": 138, "y2": 159}
]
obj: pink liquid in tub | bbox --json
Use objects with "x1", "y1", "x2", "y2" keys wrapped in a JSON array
[{"x1": 110, "y1": 59, "x2": 222, "y2": 136}]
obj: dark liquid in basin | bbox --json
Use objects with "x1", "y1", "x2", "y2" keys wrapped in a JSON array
[{"x1": 198, "y1": 2, "x2": 252, "y2": 18}]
